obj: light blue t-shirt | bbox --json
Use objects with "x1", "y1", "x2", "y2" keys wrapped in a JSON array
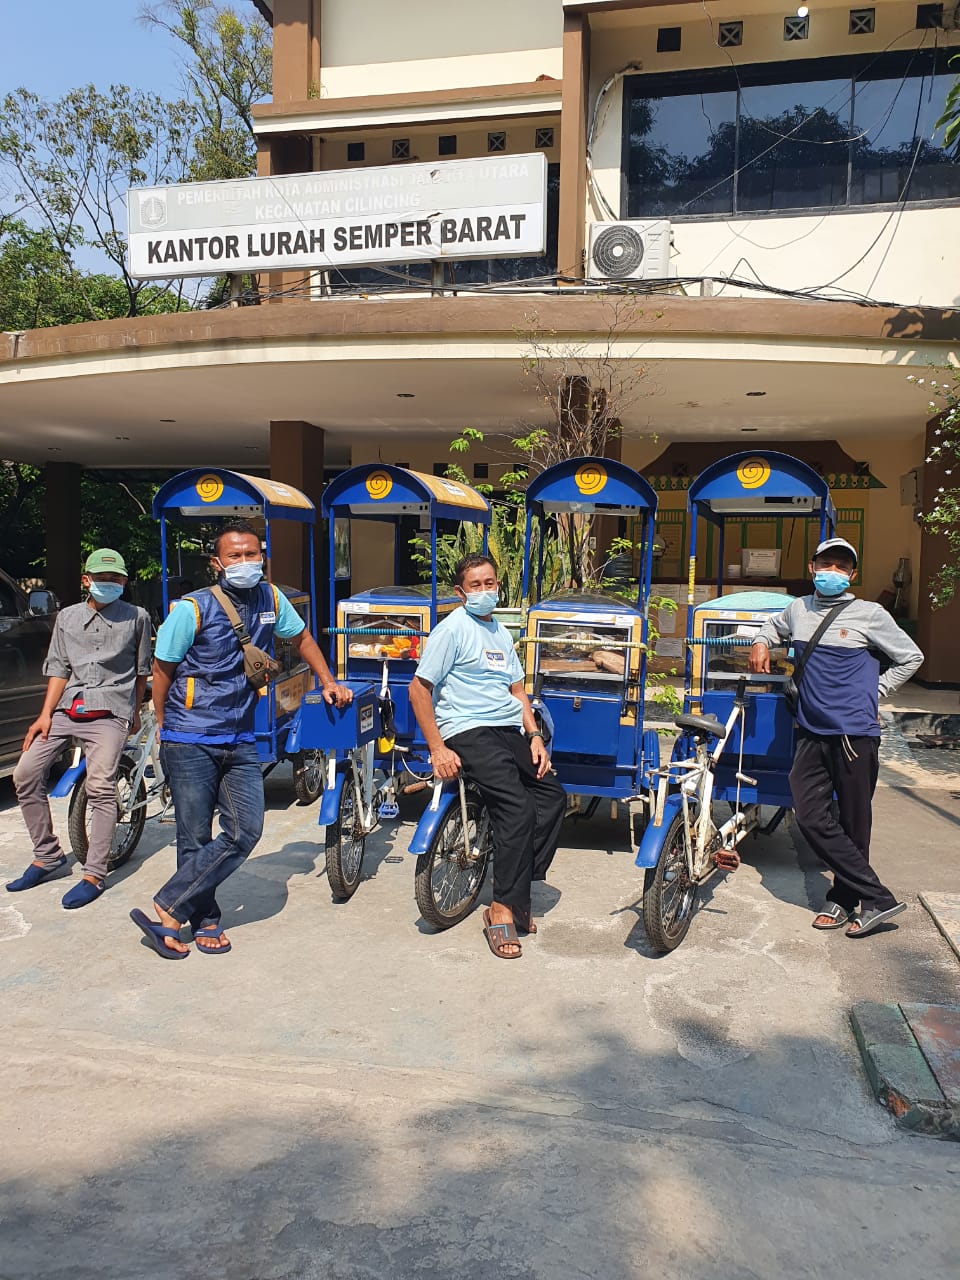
[
  {"x1": 415, "y1": 606, "x2": 524, "y2": 740},
  {"x1": 155, "y1": 588, "x2": 305, "y2": 662}
]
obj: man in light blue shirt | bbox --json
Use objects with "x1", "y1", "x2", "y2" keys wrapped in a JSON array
[{"x1": 410, "y1": 553, "x2": 566, "y2": 960}]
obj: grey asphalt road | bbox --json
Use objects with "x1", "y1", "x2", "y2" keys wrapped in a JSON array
[{"x1": 1, "y1": 770, "x2": 958, "y2": 1280}]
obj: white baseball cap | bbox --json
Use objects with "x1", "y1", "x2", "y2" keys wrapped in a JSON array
[{"x1": 813, "y1": 537, "x2": 858, "y2": 566}]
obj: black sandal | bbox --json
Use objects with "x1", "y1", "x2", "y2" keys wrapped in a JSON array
[{"x1": 812, "y1": 904, "x2": 855, "y2": 931}]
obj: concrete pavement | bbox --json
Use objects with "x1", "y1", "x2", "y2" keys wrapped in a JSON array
[{"x1": 1, "y1": 768, "x2": 958, "y2": 1279}]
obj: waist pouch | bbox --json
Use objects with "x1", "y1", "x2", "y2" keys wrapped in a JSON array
[{"x1": 66, "y1": 696, "x2": 112, "y2": 721}]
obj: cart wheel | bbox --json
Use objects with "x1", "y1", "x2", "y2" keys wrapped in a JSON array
[
  {"x1": 642, "y1": 811, "x2": 700, "y2": 953},
  {"x1": 325, "y1": 773, "x2": 365, "y2": 900},
  {"x1": 293, "y1": 749, "x2": 324, "y2": 805},
  {"x1": 414, "y1": 790, "x2": 492, "y2": 930},
  {"x1": 67, "y1": 756, "x2": 147, "y2": 872}
]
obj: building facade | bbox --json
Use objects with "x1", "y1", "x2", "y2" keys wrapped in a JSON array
[{"x1": 1, "y1": 0, "x2": 958, "y2": 678}]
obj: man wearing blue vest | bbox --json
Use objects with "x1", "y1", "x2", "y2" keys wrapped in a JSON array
[{"x1": 130, "y1": 522, "x2": 351, "y2": 959}]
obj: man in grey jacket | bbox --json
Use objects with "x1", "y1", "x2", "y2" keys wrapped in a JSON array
[{"x1": 749, "y1": 538, "x2": 923, "y2": 938}]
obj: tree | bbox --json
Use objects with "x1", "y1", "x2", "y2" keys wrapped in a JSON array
[
  {"x1": 912, "y1": 370, "x2": 960, "y2": 609},
  {"x1": 450, "y1": 299, "x2": 655, "y2": 589},
  {"x1": 141, "y1": 1, "x2": 272, "y2": 181},
  {"x1": 0, "y1": 219, "x2": 183, "y2": 330},
  {"x1": 0, "y1": 85, "x2": 197, "y2": 317}
]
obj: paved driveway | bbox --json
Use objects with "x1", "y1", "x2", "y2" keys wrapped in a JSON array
[{"x1": 1, "y1": 769, "x2": 957, "y2": 1280}]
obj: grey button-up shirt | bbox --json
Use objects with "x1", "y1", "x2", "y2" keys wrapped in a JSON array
[{"x1": 43, "y1": 600, "x2": 152, "y2": 720}]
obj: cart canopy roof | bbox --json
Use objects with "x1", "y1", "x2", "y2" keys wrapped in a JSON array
[
  {"x1": 321, "y1": 464, "x2": 490, "y2": 524},
  {"x1": 687, "y1": 451, "x2": 835, "y2": 526},
  {"x1": 525, "y1": 457, "x2": 658, "y2": 517},
  {"x1": 152, "y1": 469, "x2": 315, "y2": 523}
]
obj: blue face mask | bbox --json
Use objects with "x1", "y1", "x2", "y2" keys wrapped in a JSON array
[
  {"x1": 462, "y1": 589, "x2": 499, "y2": 616},
  {"x1": 222, "y1": 561, "x2": 263, "y2": 590},
  {"x1": 813, "y1": 570, "x2": 850, "y2": 597},
  {"x1": 87, "y1": 581, "x2": 124, "y2": 604}
]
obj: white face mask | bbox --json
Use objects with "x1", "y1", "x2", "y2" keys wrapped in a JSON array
[{"x1": 219, "y1": 560, "x2": 263, "y2": 589}]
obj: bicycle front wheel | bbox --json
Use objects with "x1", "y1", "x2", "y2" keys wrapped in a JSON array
[
  {"x1": 642, "y1": 811, "x2": 700, "y2": 953},
  {"x1": 67, "y1": 756, "x2": 147, "y2": 871}
]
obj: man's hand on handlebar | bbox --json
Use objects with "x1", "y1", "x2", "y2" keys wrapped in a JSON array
[
  {"x1": 430, "y1": 745, "x2": 462, "y2": 780},
  {"x1": 748, "y1": 642, "x2": 770, "y2": 675}
]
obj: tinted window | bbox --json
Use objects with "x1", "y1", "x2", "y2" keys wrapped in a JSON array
[
  {"x1": 736, "y1": 80, "x2": 850, "y2": 211},
  {"x1": 626, "y1": 88, "x2": 735, "y2": 216},
  {"x1": 623, "y1": 50, "x2": 959, "y2": 218}
]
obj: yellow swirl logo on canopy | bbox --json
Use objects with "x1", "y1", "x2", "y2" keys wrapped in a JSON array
[
  {"x1": 574, "y1": 462, "x2": 607, "y2": 496},
  {"x1": 195, "y1": 474, "x2": 224, "y2": 503},
  {"x1": 365, "y1": 470, "x2": 393, "y2": 500},
  {"x1": 736, "y1": 458, "x2": 770, "y2": 490}
]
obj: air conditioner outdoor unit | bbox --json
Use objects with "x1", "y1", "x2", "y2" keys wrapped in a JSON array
[{"x1": 587, "y1": 220, "x2": 672, "y2": 281}]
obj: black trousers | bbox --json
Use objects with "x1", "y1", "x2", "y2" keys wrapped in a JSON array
[
  {"x1": 789, "y1": 730, "x2": 896, "y2": 913},
  {"x1": 446, "y1": 725, "x2": 566, "y2": 912}
]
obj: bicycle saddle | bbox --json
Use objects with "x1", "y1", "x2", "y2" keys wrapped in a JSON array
[{"x1": 674, "y1": 713, "x2": 725, "y2": 738}]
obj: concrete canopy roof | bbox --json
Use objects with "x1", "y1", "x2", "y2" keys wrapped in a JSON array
[{"x1": 1, "y1": 295, "x2": 956, "y2": 469}]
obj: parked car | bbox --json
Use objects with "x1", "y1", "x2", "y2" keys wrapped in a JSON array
[{"x1": 0, "y1": 569, "x2": 57, "y2": 778}]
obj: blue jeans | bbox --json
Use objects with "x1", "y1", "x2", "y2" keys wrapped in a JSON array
[{"x1": 155, "y1": 741, "x2": 264, "y2": 931}]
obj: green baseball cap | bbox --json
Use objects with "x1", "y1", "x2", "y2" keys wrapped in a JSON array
[{"x1": 84, "y1": 548, "x2": 128, "y2": 575}]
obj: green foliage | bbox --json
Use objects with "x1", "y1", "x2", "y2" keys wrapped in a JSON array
[
  {"x1": 936, "y1": 54, "x2": 960, "y2": 156},
  {"x1": 141, "y1": 1, "x2": 272, "y2": 182},
  {"x1": 0, "y1": 84, "x2": 196, "y2": 316},
  {"x1": 0, "y1": 220, "x2": 184, "y2": 329},
  {"x1": 912, "y1": 369, "x2": 960, "y2": 608}
]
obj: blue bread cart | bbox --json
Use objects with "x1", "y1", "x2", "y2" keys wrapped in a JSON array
[
  {"x1": 152, "y1": 468, "x2": 326, "y2": 802},
  {"x1": 637, "y1": 450, "x2": 836, "y2": 950}
]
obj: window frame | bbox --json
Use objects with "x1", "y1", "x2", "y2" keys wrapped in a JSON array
[{"x1": 620, "y1": 47, "x2": 960, "y2": 221}]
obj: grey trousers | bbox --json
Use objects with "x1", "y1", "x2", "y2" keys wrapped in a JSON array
[{"x1": 13, "y1": 710, "x2": 129, "y2": 881}]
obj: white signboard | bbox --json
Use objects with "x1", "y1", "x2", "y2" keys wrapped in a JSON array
[{"x1": 127, "y1": 153, "x2": 548, "y2": 278}]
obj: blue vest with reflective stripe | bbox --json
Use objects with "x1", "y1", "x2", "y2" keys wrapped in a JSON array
[{"x1": 162, "y1": 581, "x2": 279, "y2": 744}]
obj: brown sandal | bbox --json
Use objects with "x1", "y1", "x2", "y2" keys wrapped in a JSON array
[{"x1": 482, "y1": 909, "x2": 522, "y2": 959}]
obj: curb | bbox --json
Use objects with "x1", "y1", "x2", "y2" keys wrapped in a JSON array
[
  {"x1": 919, "y1": 891, "x2": 960, "y2": 963},
  {"x1": 851, "y1": 1002, "x2": 960, "y2": 1140}
]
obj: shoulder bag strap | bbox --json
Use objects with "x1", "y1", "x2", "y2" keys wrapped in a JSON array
[
  {"x1": 209, "y1": 584, "x2": 251, "y2": 649},
  {"x1": 791, "y1": 599, "x2": 854, "y2": 690}
]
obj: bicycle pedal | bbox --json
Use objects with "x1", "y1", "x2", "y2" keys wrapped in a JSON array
[{"x1": 378, "y1": 802, "x2": 399, "y2": 819}]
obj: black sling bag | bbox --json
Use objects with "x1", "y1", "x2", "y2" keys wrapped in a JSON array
[{"x1": 783, "y1": 600, "x2": 853, "y2": 719}]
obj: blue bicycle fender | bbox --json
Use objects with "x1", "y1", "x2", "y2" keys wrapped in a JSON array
[
  {"x1": 49, "y1": 759, "x2": 87, "y2": 799},
  {"x1": 408, "y1": 785, "x2": 459, "y2": 855},
  {"x1": 635, "y1": 793, "x2": 684, "y2": 868},
  {"x1": 284, "y1": 708, "x2": 302, "y2": 756},
  {"x1": 317, "y1": 770, "x2": 346, "y2": 827}
]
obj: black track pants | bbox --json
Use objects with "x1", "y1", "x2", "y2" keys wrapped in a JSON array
[
  {"x1": 445, "y1": 725, "x2": 566, "y2": 912},
  {"x1": 789, "y1": 730, "x2": 897, "y2": 913}
]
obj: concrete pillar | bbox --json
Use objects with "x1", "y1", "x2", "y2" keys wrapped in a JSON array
[
  {"x1": 558, "y1": 14, "x2": 590, "y2": 280},
  {"x1": 271, "y1": 0, "x2": 321, "y2": 102},
  {"x1": 916, "y1": 417, "x2": 960, "y2": 686},
  {"x1": 269, "y1": 420, "x2": 325, "y2": 603},
  {"x1": 44, "y1": 462, "x2": 82, "y2": 605}
]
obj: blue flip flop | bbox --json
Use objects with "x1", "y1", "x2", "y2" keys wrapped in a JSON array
[
  {"x1": 130, "y1": 908, "x2": 189, "y2": 960},
  {"x1": 192, "y1": 926, "x2": 232, "y2": 955}
]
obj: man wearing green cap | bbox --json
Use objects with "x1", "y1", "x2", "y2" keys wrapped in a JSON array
[{"x1": 7, "y1": 549, "x2": 152, "y2": 908}]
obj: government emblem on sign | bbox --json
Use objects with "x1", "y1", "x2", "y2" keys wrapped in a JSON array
[
  {"x1": 365, "y1": 471, "x2": 393, "y2": 500},
  {"x1": 139, "y1": 192, "x2": 167, "y2": 229},
  {"x1": 736, "y1": 457, "x2": 770, "y2": 490},
  {"x1": 574, "y1": 462, "x2": 607, "y2": 495}
]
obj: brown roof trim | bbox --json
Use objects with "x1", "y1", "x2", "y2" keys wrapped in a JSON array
[
  {"x1": 251, "y1": 0, "x2": 273, "y2": 24},
  {"x1": 563, "y1": 0, "x2": 717, "y2": 13},
  {"x1": 3, "y1": 296, "x2": 958, "y2": 368},
  {"x1": 251, "y1": 79, "x2": 562, "y2": 121}
]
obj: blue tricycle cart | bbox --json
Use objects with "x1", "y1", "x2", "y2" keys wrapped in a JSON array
[
  {"x1": 152, "y1": 467, "x2": 328, "y2": 802},
  {"x1": 637, "y1": 450, "x2": 836, "y2": 951},
  {"x1": 296, "y1": 464, "x2": 492, "y2": 903},
  {"x1": 403, "y1": 456, "x2": 666, "y2": 930}
]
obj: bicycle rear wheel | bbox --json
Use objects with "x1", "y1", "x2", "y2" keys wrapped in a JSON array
[{"x1": 642, "y1": 811, "x2": 699, "y2": 953}]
